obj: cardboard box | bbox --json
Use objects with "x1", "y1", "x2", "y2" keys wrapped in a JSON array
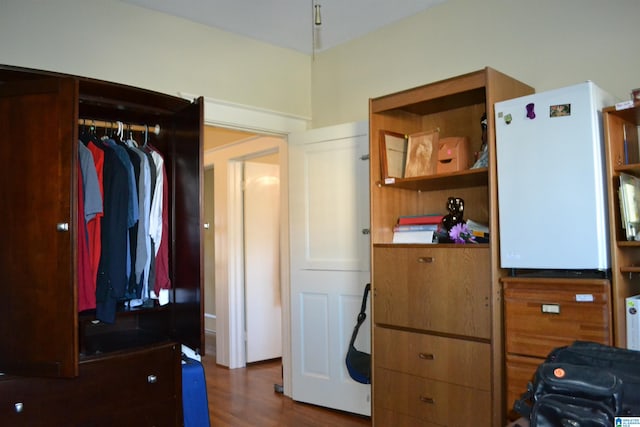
[
  {"x1": 437, "y1": 136, "x2": 470, "y2": 174},
  {"x1": 626, "y1": 294, "x2": 640, "y2": 350}
]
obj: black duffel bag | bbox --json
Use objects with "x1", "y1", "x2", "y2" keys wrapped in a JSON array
[{"x1": 514, "y1": 341, "x2": 640, "y2": 426}]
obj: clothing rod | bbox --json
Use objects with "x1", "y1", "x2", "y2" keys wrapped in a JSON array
[{"x1": 78, "y1": 119, "x2": 160, "y2": 135}]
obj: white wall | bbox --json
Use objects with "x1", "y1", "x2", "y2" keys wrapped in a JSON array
[
  {"x1": 0, "y1": 0, "x2": 311, "y2": 118},
  {"x1": 311, "y1": 0, "x2": 640, "y2": 126},
  {"x1": 3, "y1": 0, "x2": 637, "y2": 130}
]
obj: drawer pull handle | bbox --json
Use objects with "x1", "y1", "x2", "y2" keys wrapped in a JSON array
[
  {"x1": 418, "y1": 352, "x2": 434, "y2": 360},
  {"x1": 541, "y1": 303, "x2": 561, "y2": 314},
  {"x1": 147, "y1": 374, "x2": 158, "y2": 384},
  {"x1": 417, "y1": 257, "x2": 434, "y2": 263},
  {"x1": 419, "y1": 396, "x2": 435, "y2": 404},
  {"x1": 14, "y1": 402, "x2": 24, "y2": 413}
]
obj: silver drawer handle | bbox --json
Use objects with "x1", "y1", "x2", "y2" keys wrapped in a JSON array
[
  {"x1": 147, "y1": 374, "x2": 157, "y2": 384},
  {"x1": 14, "y1": 402, "x2": 24, "y2": 413},
  {"x1": 419, "y1": 395, "x2": 435, "y2": 404},
  {"x1": 417, "y1": 257, "x2": 434, "y2": 263},
  {"x1": 56, "y1": 222, "x2": 69, "y2": 232},
  {"x1": 418, "y1": 352, "x2": 434, "y2": 360}
]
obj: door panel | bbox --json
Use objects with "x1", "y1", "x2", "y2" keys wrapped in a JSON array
[
  {"x1": 170, "y1": 97, "x2": 205, "y2": 354},
  {"x1": 244, "y1": 161, "x2": 282, "y2": 363},
  {"x1": 0, "y1": 78, "x2": 78, "y2": 377},
  {"x1": 289, "y1": 122, "x2": 371, "y2": 416}
]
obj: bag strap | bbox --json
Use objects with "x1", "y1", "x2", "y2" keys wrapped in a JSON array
[
  {"x1": 513, "y1": 382, "x2": 534, "y2": 418},
  {"x1": 349, "y1": 283, "x2": 371, "y2": 347}
]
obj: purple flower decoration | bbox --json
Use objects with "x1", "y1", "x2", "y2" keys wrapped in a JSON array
[{"x1": 449, "y1": 222, "x2": 476, "y2": 244}]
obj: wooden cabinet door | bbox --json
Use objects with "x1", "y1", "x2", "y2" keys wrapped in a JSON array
[
  {"x1": 373, "y1": 246, "x2": 491, "y2": 338},
  {"x1": 0, "y1": 77, "x2": 79, "y2": 378},
  {"x1": 166, "y1": 98, "x2": 205, "y2": 354}
]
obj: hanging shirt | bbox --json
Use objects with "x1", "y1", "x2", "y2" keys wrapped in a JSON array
[
  {"x1": 125, "y1": 141, "x2": 152, "y2": 305},
  {"x1": 77, "y1": 162, "x2": 95, "y2": 312},
  {"x1": 148, "y1": 145, "x2": 171, "y2": 304},
  {"x1": 103, "y1": 138, "x2": 139, "y2": 284},
  {"x1": 78, "y1": 142, "x2": 102, "y2": 311},
  {"x1": 95, "y1": 141, "x2": 130, "y2": 324},
  {"x1": 144, "y1": 150, "x2": 158, "y2": 300},
  {"x1": 78, "y1": 142, "x2": 103, "y2": 223},
  {"x1": 154, "y1": 162, "x2": 171, "y2": 299},
  {"x1": 86, "y1": 138, "x2": 105, "y2": 296},
  {"x1": 148, "y1": 148, "x2": 164, "y2": 257}
]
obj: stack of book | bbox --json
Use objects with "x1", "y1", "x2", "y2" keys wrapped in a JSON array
[
  {"x1": 392, "y1": 214, "x2": 443, "y2": 244},
  {"x1": 466, "y1": 219, "x2": 490, "y2": 243},
  {"x1": 619, "y1": 173, "x2": 640, "y2": 241}
]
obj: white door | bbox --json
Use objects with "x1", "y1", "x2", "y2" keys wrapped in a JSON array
[
  {"x1": 244, "y1": 161, "x2": 282, "y2": 363},
  {"x1": 288, "y1": 121, "x2": 371, "y2": 416}
]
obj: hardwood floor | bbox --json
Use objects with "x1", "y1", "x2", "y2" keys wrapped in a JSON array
[{"x1": 201, "y1": 334, "x2": 371, "y2": 426}]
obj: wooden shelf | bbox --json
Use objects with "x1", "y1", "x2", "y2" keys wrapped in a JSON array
[
  {"x1": 614, "y1": 163, "x2": 640, "y2": 175},
  {"x1": 618, "y1": 240, "x2": 640, "y2": 247},
  {"x1": 379, "y1": 167, "x2": 488, "y2": 191},
  {"x1": 370, "y1": 70, "x2": 487, "y2": 115},
  {"x1": 374, "y1": 242, "x2": 490, "y2": 249},
  {"x1": 605, "y1": 101, "x2": 640, "y2": 123},
  {"x1": 620, "y1": 266, "x2": 640, "y2": 274}
]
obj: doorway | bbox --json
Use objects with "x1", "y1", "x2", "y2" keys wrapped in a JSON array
[
  {"x1": 204, "y1": 129, "x2": 289, "y2": 371},
  {"x1": 199, "y1": 96, "x2": 307, "y2": 395}
]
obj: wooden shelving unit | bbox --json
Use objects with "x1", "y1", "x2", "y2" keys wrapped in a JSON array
[
  {"x1": 369, "y1": 67, "x2": 534, "y2": 426},
  {"x1": 603, "y1": 101, "x2": 640, "y2": 348}
]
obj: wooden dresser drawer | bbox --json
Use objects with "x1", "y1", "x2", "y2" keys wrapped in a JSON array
[
  {"x1": 373, "y1": 246, "x2": 491, "y2": 338},
  {"x1": 374, "y1": 326, "x2": 490, "y2": 390},
  {"x1": 374, "y1": 407, "x2": 441, "y2": 427},
  {"x1": 374, "y1": 367, "x2": 491, "y2": 427},
  {"x1": 504, "y1": 277, "x2": 612, "y2": 358},
  {"x1": 0, "y1": 342, "x2": 181, "y2": 426},
  {"x1": 505, "y1": 353, "x2": 544, "y2": 414}
]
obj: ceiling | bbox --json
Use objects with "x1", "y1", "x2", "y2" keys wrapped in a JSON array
[{"x1": 121, "y1": 0, "x2": 445, "y2": 54}]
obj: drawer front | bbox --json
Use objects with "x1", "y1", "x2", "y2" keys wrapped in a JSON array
[
  {"x1": 374, "y1": 407, "x2": 441, "y2": 427},
  {"x1": 374, "y1": 367, "x2": 491, "y2": 427},
  {"x1": 373, "y1": 246, "x2": 491, "y2": 338},
  {"x1": 504, "y1": 278, "x2": 612, "y2": 358},
  {"x1": 109, "y1": 398, "x2": 181, "y2": 427},
  {"x1": 505, "y1": 354, "x2": 544, "y2": 417},
  {"x1": 374, "y1": 326, "x2": 490, "y2": 390},
  {"x1": 79, "y1": 342, "x2": 180, "y2": 410},
  {"x1": 0, "y1": 343, "x2": 180, "y2": 426}
]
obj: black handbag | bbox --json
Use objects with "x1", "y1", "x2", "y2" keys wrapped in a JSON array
[{"x1": 345, "y1": 283, "x2": 371, "y2": 384}]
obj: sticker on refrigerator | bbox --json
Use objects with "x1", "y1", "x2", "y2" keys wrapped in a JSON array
[
  {"x1": 526, "y1": 103, "x2": 536, "y2": 119},
  {"x1": 550, "y1": 103, "x2": 571, "y2": 117}
]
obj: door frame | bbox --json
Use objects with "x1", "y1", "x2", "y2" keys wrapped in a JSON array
[{"x1": 194, "y1": 93, "x2": 309, "y2": 397}]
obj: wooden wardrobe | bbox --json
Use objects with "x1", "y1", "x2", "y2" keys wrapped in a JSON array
[{"x1": 0, "y1": 65, "x2": 204, "y2": 426}]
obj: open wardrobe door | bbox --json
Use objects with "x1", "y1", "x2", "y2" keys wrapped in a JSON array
[
  {"x1": 0, "y1": 77, "x2": 79, "y2": 378},
  {"x1": 168, "y1": 97, "x2": 205, "y2": 355}
]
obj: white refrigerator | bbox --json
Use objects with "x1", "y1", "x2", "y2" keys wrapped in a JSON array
[{"x1": 495, "y1": 81, "x2": 616, "y2": 272}]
